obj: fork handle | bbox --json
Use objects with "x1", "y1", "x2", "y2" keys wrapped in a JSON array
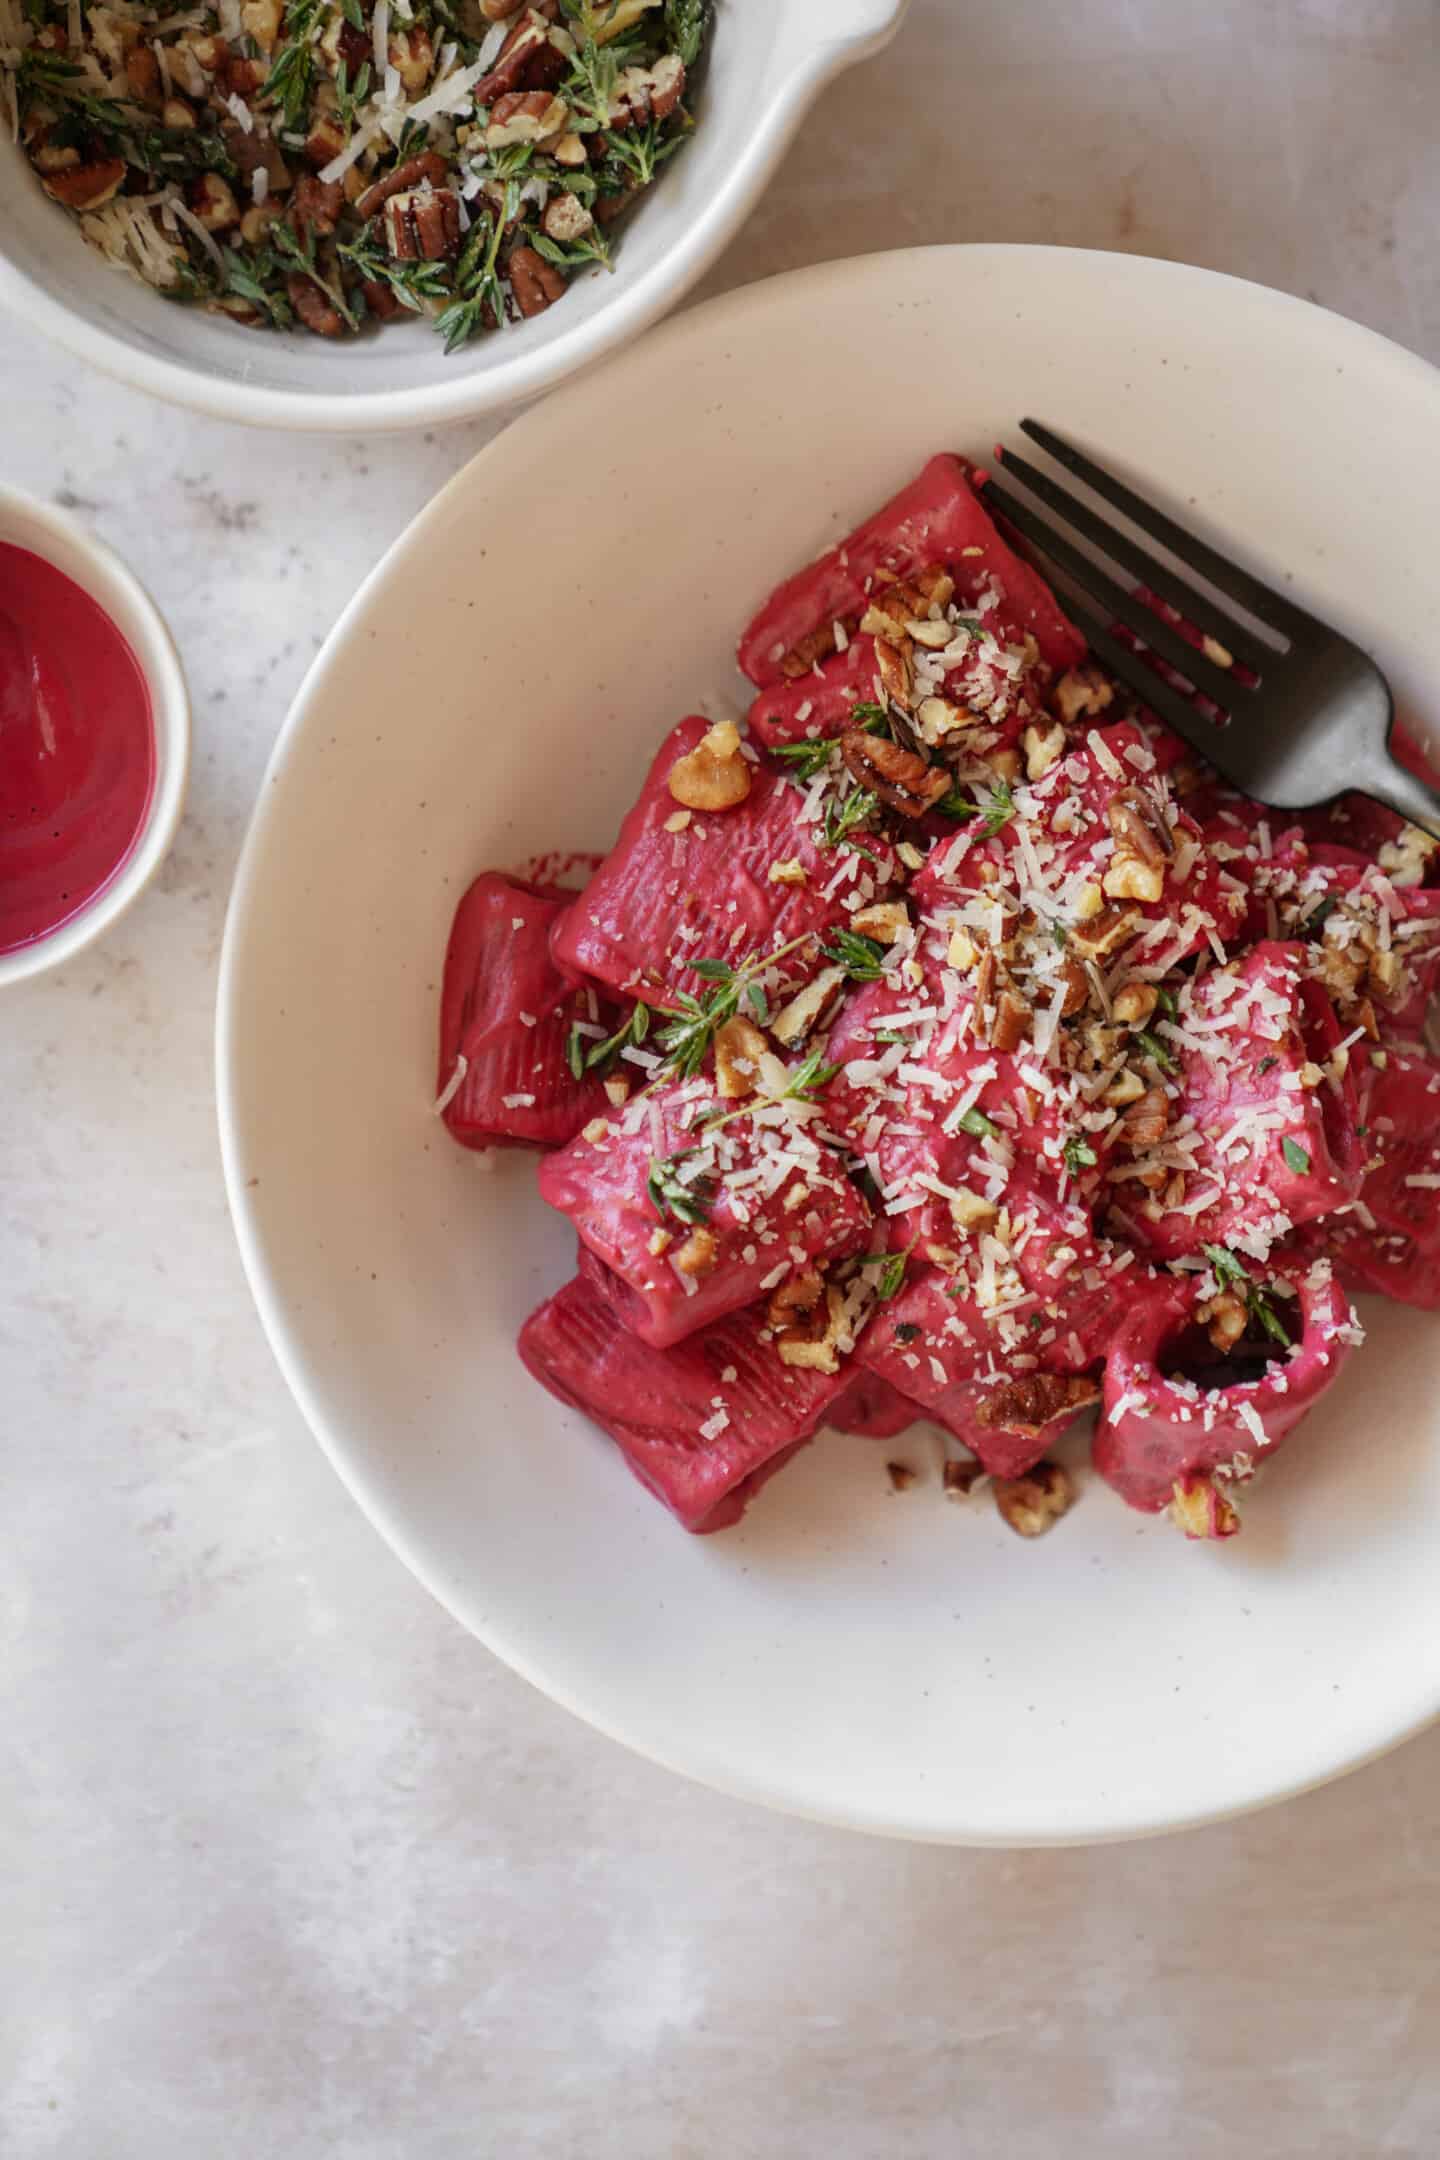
[{"x1": 1360, "y1": 756, "x2": 1440, "y2": 843}]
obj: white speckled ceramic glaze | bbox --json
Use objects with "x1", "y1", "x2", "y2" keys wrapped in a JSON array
[
  {"x1": 217, "y1": 246, "x2": 1440, "y2": 1844},
  {"x1": 0, "y1": 0, "x2": 908, "y2": 431}
]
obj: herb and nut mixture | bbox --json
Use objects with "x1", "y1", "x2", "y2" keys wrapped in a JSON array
[{"x1": 0, "y1": 0, "x2": 710, "y2": 343}]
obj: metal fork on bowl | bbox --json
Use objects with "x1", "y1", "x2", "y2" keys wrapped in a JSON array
[{"x1": 987, "y1": 419, "x2": 1440, "y2": 841}]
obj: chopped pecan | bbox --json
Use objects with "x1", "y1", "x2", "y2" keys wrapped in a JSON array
[
  {"x1": 508, "y1": 242, "x2": 567, "y2": 317},
  {"x1": 542, "y1": 190, "x2": 594, "y2": 243},
  {"x1": 186, "y1": 171, "x2": 240, "y2": 231},
  {"x1": 223, "y1": 120, "x2": 291, "y2": 196},
  {"x1": 1022, "y1": 720, "x2": 1066, "y2": 779},
  {"x1": 291, "y1": 173, "x2": 343, "y2": 236},
  {"x1": 886, "y1": 1461, "x2": 916, "y2": 1492},
  {"x1": 476, "y1": 4, "x2": 565, "y2": 102},
  {"x1": 1058, "y1": 957, "x2": 1090, "y2": 1017},
  {"x1": 485, "y1": 87, "x2": 568, "y2": 148},
  {"x1": 1070, "y1": 903, "x2": 1140, "y2": 959},
  {"x1": 354, "y1": 150, "x2": 449, "y2": 222},
  {"x1": 977, "y1": 1375, "x2": 1099, "y2": 1438},
  {"x1": 767, "y1": 1269, "x2": 824, "y2": 1335},
  {"x1": 362, "y1": 277, "x2": 404, "y2": 322},
  {"x1": 1122, "y1": 1084, "x2": 1169, "y2": 1151},
  {"x1": 779, "y1": 622, "x2": 845, "y2": 680},
  {"x1": 990, "y1": 986, "x2": 1032, "y2": 1053},
  {"x1": 874, "y1": 636, "x2": 914, "y2": 711},
  {"x1": 770, "y1": 966, "x2": 846, "y2": 1048},
  {"x1": 1053, "y1": 663, "x2": 1114, "y2": 728},
  {"x1": 1171, "y1": 1473, "x2": 1241, "y2": 1540},
  {"x1": 334, "y1": 18, "x2": 370, "y2": 70},
  {"x1": 125, "y1": 42, "x2": 160, "y2": 98},
  {"x1": 385, "y1": 187, "x2": 461, "y2": 260},
  {"x1": 286, "y1": 273, "x2": 346, "y2": 338},
  {"x1": 43, "y1": 155, "x2": 126, "y2": 210},
  {"x1": 713, "y1": 1015, "x2": 769, "y2": 1100},
  {"x1": 1196, "y1": 1290, "x2": 1247, "y2": 1353},
  {"x1": 1107, "y1": 786, "x2": 1174, "y2": 863},
  {"x1": 673, "y1": 1226, "x2": 718, "y2": 1279},
  {"x1": 840, "y1": 729, "x2": 949, "y2": 818},
  {"x1": 594, "y1": 183, "x2": 643, "y2": 226},
  {"x1": 480, "y1": 0, "x2": 526, "y2": 14},
  {"x1": 305, "y1": 109, "x2": 346, "y2": 170},
  {"x1": 942, "y1": 1458, "x2": 984, "y2": 1498},
  {"x1": 607, "y1": 51, "x2": 685, "y2": 128},
  {"x1": 1111, "y1": 979, "x2": 1159, "y2": 1026},
  {"x1": 667, "y1": 721, "x2": 750, "y2": 812},
  {"x1": 993, "y1": 1461, "x2": 1076, "y2": 1538},
  {"x1": 388, "y1": 23, "x2": 434, "y2": 94}
]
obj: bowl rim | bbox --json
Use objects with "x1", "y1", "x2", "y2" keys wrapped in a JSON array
[
  {"x1": 0, "y1": 0, "x2": 911, "y2": 434},
  {"x1": 0, "y1": 486, "x2": 190, "y2": 988},
  {"x1": 217, "y1": 244, "x2": 1440, "y2": 1843}
]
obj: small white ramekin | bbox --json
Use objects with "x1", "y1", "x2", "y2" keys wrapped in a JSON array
[{"x1": 0, "y1": 487, "x2": 190, "y2": 988}]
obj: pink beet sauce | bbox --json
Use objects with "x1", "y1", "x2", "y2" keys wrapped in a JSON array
[{"x1": 0, "y1": 542, "x2": 154, "y2": 954}]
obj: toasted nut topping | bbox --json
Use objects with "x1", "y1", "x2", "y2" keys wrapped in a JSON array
[
  {"x1": 850, "y1": 900, "x2": 909, "y2": 944},
  {"x1": 1197, "y1": 1289, "x2": 1247, "y2": 1353},
  {"x1": 1022, "y1": 721, "x2": 1066, "y2": 780},
  {"x1": 947, "y1": 926, "x2": 979, "y2": 971},
  {"x1": 779, "y1": 624, "x2": 843, "y2": 679},
  {"x1": 1111, "y1": 979, "x2": 1160, "y2": 1026},
  {"x1": 713, "y1": 1014, "x2": 769, "y2": 1100},
  {"x1": 886, "y1": 1460, "x2": 917, "y2": 1491},
  {"x1": 542, "y1": 189, "x2": 593, "y2": 244},
  {"x1": 770, "y1": 965, "x2": 846, "y2": 1047},
  {"x1": 44, "y1": 154, "x2": 127, "y2": 209},
  {"x1": 904, "y1": 617, "x2": 953, "y2": 649},
  {"x1": 841, "y1": 729, "x2": 949, "y2": 818},
  {"x1": 772, "y1": 1277, "x2": 844, "y2": 1373},
  {"x1": 1053, "y1": 663, "x2": 1114, "y2": 727},
  {"x1": 1107, "y1": 785, "x2": 1174, "y2": 863},
  {"x1": 916, "y1": 693, "x2": 978, "y2": 743},
  {"x1": 581, "y1": 1117, "x2": 610, "y2": 1143},
  {"x1": 779, "y1": 1335, "x2": 839, "y2": 1372},
  {"x1": 873, "y1": 636, "x2": 914, "y2": 711},
  {"x1": 767, "y1": 1269, "x2": 823, "y2": 1333},
  {"x1": 942, "y1": 1458, "x2": 984, "y2": 1498},
  {"x1": 509, "y1": 242, "x2": 567, "y2": 317},
  {"x1": 1072, "y1": 902, "x2": 1141, "y2": 957},
  {"x1": 664, "y1": 809, "x2": 691, "y2": 833},
  {"x1": 993, "y1": 1461, "x2": 1076, "y2": 1537},
  {"x1": 668, "y1": 721, "x2": 751, "y2": 812},
  {"x1": 949, "y1": 1188, "x2": 998, "y2": 1234},
  {"x1": 673, "y1": 1226, "x2": 718, "y2": 1278},
  {"x1": 647, "y1": 1228, "x2": 671, "y2": 1255},
  {"x1": 990, "y1": 987, "x2": 1033, "y2": 1053},
  {"x1": 1170, "y1": 1474, "x2": 1241, "y2": 1540},
  {"x1": 1299, "y1": 1060, "x2": 1324, "y2": 1089},
  {"x1": 485, "y1": 88, "x2": 568, "y2": 148},
  {"x1": 1072, "y1": 881, "x2": 1105, "y2": 923},
  {"x1": 978, "y1": 1375, "x2": 1099, "y2": 1438},
  {"x1": 1122, "y1": 1084, "x2": 1169, "y2": 1150},
  {"x1": 603, "y1": 1076, "x2": 629, "y2": 1106},
  {"x1": 767, "y1": 857, "x2": 806, "y2": 885},
  {"x1": 1103, "y1": 853, "x2": 1165, "y2": 904},
  {"x1": 1368, "y1": 947, "x2": 1402, "y2": 996},
  {"x1": 1378, "y1": 826, "x2": 1438, "y2": 888}
]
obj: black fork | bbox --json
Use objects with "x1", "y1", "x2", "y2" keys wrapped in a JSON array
[{"x1": 985, "y1": 419, "x2": 1440, "y2": 841}]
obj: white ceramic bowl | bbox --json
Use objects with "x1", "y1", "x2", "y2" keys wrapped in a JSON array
[
  {"x1": 0, "y1": 0, "x2": 908, "y2": 432},
  {"x1": 0, "y1": 487, "x2": 188, "y2": 988},
  {"x1": 218, "y1": 247, "x2": 1440, "y2": 1843}
]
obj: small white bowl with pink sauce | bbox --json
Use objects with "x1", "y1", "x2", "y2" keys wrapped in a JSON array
[{"x1": 0, "y1": 487, "x2": 189, "y2": 988}]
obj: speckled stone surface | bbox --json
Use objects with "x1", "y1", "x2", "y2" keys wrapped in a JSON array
[{"x1": 5, "y1": 3, "x2": 1440, "y2": 2154}]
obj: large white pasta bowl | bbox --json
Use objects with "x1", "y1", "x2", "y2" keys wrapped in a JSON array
[{"x1": 218, "y1": 248, "x2": 1440, "y2": 1842}]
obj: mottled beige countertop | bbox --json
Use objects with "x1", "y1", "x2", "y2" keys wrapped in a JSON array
[{"x1": 4, "y1": 2, "x2": 1440, "y2": 2153}]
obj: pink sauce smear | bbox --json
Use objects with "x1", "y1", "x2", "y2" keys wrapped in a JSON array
[{"x1": 0, "y1": 542, "x2": 155, "y2": 954}]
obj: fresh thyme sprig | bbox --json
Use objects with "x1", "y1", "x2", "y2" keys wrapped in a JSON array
[
  {"x1": 655, "y1": 934, "x2": 813, "y2": 1080},
  {"x1": 647, "y1": 1148, "x2": 716, "y2": 1225},
  {"x1": 822, "y1": 930, "x2": 887, "y2": 983},
  {"x1": 769, "y1": 739, "x2": 836, "y2": 784},
  {"x1": 566, "y1": 1002, "x2": 651, "y2": 1081},
  {"x1": 434, "y1": 181, "x2": 517, "y2": 353}
]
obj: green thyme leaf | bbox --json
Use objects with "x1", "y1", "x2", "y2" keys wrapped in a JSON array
[
  {"x1": 647, "y1": 1149, "x2": 715, "y2": 1225},
  {"x1": 822, "y1": 930, "x2": 887, "y2": 983},
  {"x1": 1281, "y1": 1137, "x2": 1311, "y2": 1175},
  {"x1": 959, "y1": 1107, "x2": 999, "y2": 1141}
]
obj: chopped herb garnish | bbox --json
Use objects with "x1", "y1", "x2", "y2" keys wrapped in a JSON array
[
  {"x1": 1134, "y1": 1028, "x2": 1175, "y2": 1073},
  {"x1": 1200, "y1": 1244, "x2": 1292, "y2": 1348},
  {"x1": 567, "y1": 1002, "x2": 651, "y2": 1081},
  {"x1": 822, "y1": 929, "x2": 888, "y2": 982},
  {"x1": 647, "y1": 1149, "x2": 716, "y2": 1226},
  {"x1": 1063, "y1": 1134, "x2": 1098, "y2": 1174},
  {"x1": 1154, "y1": 986, "x2": 1178, "y2": 1018},
  {"x1": 1299, "y1": 893, "x2": 1340, "y2": 939},
  {"x1": 769, "y1": 738, "x2": 835, "y2": 783},
  {"x1": 783, "y1": 1051, "x2": 841, "y2": 1101},
  {"x1": 1281, "y1": 1137, "x2": 1311, "y2": 1175},
  {"x1": 893, "y1": 1321, "x2": 920, "y2": 1345},
  {"x1": 859, "y1": 1248, "x2": 910, "y2": 1300},
  {"x1": 935, "y1": 778, "x2": 1013, "y2": 836},
  {"x1": 655, "y1": 934, "x2": 810, "y2": 1079},
  {"x1": 959, "y1": 1106, "x2": 999, "y2": 1142},
  {"x1": 822, "y1": 787, "x2": 879, "y2": 854},
  {"x1": 1256, "y1": 1054, "x2": 1278, "y2": 1077},
  {"x1": 434, "y1": 183, "x2": 517, "y2": 355}
]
